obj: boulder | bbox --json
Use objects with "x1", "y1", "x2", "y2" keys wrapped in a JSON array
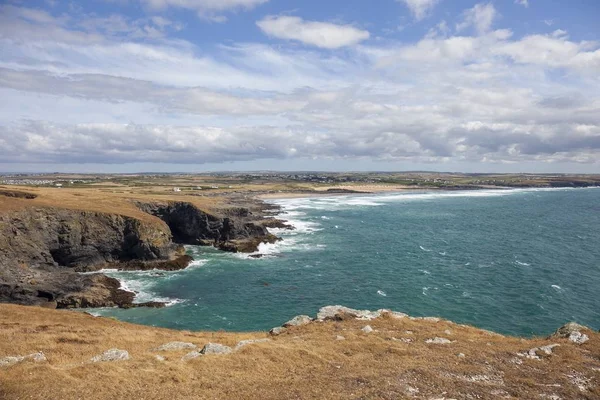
[
  {"x1": 425, "y1": 337, "x2": 452, "y2": 344},
  {"x1": 181, "y1": 351, "x2": 202, "y2": 361},
  {"x1": 568, "y1": 331, "x2": 589, "y2": 344},
  {"x1": 200, "y1": 343, "x2": 232, "y2": 355},
  {"x1": 283, "y1": 315, "x2": 313, "y2": 327},
  {"x1": 0, "y1": 351, "x2": 46, "y2": 368},
  {"x1": 362, "y1": 325, "x2": 374, "y2": 333},
  {"x1": 517, "y1": 344, "x2": 560, "y2": 360},
  {"x1": 90, "y1": 348, "x2": 130, "y2": 362},
  {"x1": 549, "y1": 322, "x2": 590, "y2": 344},
  {"x1": 153, "y1": 341, "x2": 197, "y2": 351},
  {"x1": 316, "y1": 305, "x2": 383, "y2": 321},
  {"x1": 235, "y1": 339, "x2": 270, "y2": 350},
  {"x1": 269, "y1": 327, "x2": 286, "y2": 336}
]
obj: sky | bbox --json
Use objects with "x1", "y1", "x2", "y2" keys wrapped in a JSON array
[{"x1": 0, "y1": 0, "x2": 599, "y2": 173}]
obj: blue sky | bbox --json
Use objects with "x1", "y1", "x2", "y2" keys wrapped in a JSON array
[{"x1": 0, "y1": 0, "x2": 599, "y2": 173}]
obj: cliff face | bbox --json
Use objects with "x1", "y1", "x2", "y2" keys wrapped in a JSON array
[
  {"x1": 135, "y1": 201, "x2": 279, "y2": 252},
  {"x1": 0, "y1": 207, "x2": 176, "y2": 270},
  {"x1": 0, "y1": 207, "x2": 178, "y2": 309},
  {"x1": 0, "y1": 199, "x2": 283, "y2": 309}
]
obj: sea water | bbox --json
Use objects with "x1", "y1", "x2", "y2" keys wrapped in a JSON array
[{"x1": 94, "y1": 188, "x2": 600, "y2": 336}]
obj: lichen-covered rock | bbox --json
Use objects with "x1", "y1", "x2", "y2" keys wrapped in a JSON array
[
  {"x1": 517, "y1": 344, "x2": 560, "y2": 360},
  {"x1": 568, "y1": 331, "x2": 589, "y2": 344},
  {"x1": 0, "y1": 351, "x2": 46, "y2": 367},
  {"x1": 269, "y1": 326, "x2": 286, "y2": 336},
  {"x1": 200, "y1": 343, "x2": 232, "y2": 355},
  {"x1": 283, "y1": 315, "x2": 313, "y2": 327},
  {"x1": 90, "y1": 348, "x2": 130, "y2": 362},
  {"x1": 235, "y1": 339, "x2": 270, "y2": 350},
  {"x1": 316, "y1": 305, "x2": 385, "y2": 321},
  {"x1": 362, "y1": 325, "x2": 374, "y2": 333},
  {"x1": 425, "y1": 337, "x2": 452, "y2": 344},
  {"x1": 549, "y1": 322, "x2": 590, "y2": 344},
  {"x1": 181, "y1": 351, "x2": 202, "y2": 361},
  {"x1": 153, "y1": 342, "x2": 197, "y2": 351}
]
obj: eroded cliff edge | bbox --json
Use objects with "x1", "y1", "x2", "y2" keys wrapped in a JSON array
[{"x1": 0, "y1": 195, "x2": 285, "y2": 309}]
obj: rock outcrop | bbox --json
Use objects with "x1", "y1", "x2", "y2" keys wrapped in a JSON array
[
  {"x1": 90, "y1": 348, "x2": 130, "y2": 363},
  {"x1": 134, "y1": 201, "x2": 280, "y2": 253},
  {"x1": 0, "y1": 198, "x2": 285, "y2": 308}
]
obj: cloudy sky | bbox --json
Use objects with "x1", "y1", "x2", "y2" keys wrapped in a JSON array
[{"x1": 0, "y1": 0, "x2": 599, "y2": 173}]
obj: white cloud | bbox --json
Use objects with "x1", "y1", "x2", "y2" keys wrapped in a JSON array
[
  {"x1": 137, "y1": 0, "x2": 268, "y2": 20},
  {"x1": 456, "y1": 3, "x2": 497, "y2": 35},
  {"x1": 1, "y1": 4, "x2": 599, "y2": 169},
  {"x1": 398, "y1": 0, "x2": 440, "y2": 21},
  {"x1": 256, "y1": 16, "x2": 370, "y2": 49},
  {"x1": 515, "y1": 0, "x2": 529, "y2": 8}
]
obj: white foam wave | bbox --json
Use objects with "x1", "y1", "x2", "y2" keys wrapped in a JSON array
[
  {"x1": 419, "y1": 245, "x2": 432, "y2": 252},
  {"x1": 515, "y1": 260, "x2": 531, "y2": 266},
  {"x1": 551, "y1": 284, "x2": 562, "y2": 290},
  {"x1": 115, "y1": 275, "x2": 182, "y2": 305},
  {"x1": 377, "y1": 290, "x2": 387, "y2": 297},
  {"x1": 270, "y1": 187, "x2": 588, "y2": 212}
]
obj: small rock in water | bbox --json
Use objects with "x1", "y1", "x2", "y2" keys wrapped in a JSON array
[
  {"x1": 200, "y1": 343, "x2": 232, "y2": 355},
  {"x1": 153, "y1": 341, "x2": 197, "y2": 351},
  {"x1": 361, "y1": 325, "x2": 374, "y2": 334},
  {"x1": 283, "y1": 315, "x2": 313, "y2": 327},
  {"x1": 90, "y1": 348, "x2": 130, "y2": 363},
  {"x1": 269, "y1": 326, "x2": 286, "y2": 336},
  {"x1": 235, "y1": 339, "x2": 270, "y2": 350},
  {"x1": 425, "y1": 337, "x2": 452, "y2": 344}
]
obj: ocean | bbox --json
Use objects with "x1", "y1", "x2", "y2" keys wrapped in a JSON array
[{"x1": 94, "y1": 188, "x2": 600, "y2": 337}]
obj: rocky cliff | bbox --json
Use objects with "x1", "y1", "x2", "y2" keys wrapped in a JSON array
[
  {"x1": 134, "y1": 201, "x2": 279, "y2": 252},
  {"x1": 0, "y1": 198, "x2": 284, "y2": 309}
]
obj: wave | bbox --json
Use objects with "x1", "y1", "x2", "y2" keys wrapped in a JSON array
[
  {"x1": 377, "y1": 290, "x2": 387, "y2": 297},
  {"x1": 269, "y1": 187, "x2": 589, "y2": 212},
  {"x1": 113, "y1": 272, "x2": 183, "y2": 305}
]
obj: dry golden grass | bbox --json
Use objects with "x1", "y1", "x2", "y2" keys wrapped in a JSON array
[
  {"x1": 0, "y1": 185, "x2": 229, "y2": 223},
  {"x1": 1, "y1": 304, "x2": 598, "y2": 400}
]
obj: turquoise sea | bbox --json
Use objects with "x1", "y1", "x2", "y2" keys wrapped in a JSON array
[{"x1": 95, "y1": 188, "x2": 600, "y2": 337}]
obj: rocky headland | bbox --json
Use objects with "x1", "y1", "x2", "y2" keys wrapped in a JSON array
[{"x1": 0, "y1": 188, "x2": 287, "y2": 309}]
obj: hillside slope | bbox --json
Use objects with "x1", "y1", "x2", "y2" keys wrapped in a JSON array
[{"x1": 0, "y1": 304, "x2": 598, "y2": 400}]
